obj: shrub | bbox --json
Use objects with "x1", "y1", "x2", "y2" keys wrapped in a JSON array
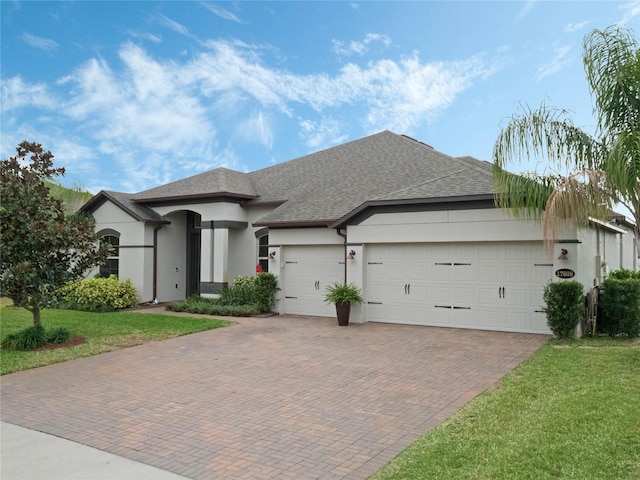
[
  {"x1": 219, "y1": 273, "x2": 277, "y2": 313},
  {"x1": 543, "y1": 281, "x2": 584, "y2": 339},
  {"x1": 167, "y1": 273, "x2": 277, "y2": 316},
  {"x1": 253, "y1": 273, "x2": 278, "y2": 312},
  {"x1": 47, "y1": 327, "x2": 71, "y2": 344},
  {"x1": 166, "y1": 296, "x2": 259, "y2": 316},
  {"x1": 2, "y1": 326, "x2": 47, "y2": 350},
  {"x1": 220, "y1": 275, "x2": 255, "y2": 306},
  {"x1": 606, "y1": 268, "x2": 640, "y2": 280},
  {"x1": 598, "y1": 272, "x2": 640, "y2": 338},
  {"x1": 58, "y1": 275, "x2": 138, "y2": 312}
]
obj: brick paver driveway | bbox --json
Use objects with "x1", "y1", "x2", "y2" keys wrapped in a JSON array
[{"x1": 1, "y1": 313, "x2": 547, "y2": 479}]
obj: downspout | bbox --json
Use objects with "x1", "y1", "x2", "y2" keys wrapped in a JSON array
[
  {"x1": 336, "y1": 228, "x2": 347, "y2": 283},
  {"x1": 153, "y1": 225, "x2": 163, "y2": 302}
]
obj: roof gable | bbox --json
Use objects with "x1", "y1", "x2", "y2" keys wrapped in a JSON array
[
  {"x1": 81, "y1": 191, "x2": 169, "y2": 223},
  {"x1": 133, "y1": 167, "x2": 257, "y2": 203}
]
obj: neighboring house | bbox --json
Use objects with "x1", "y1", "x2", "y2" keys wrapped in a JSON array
[{"x1": 82, "y1": 131, "x2": 638, "y2": 334}]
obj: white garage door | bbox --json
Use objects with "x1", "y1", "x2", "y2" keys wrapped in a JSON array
[
  {"x1": 366, "y1": 242, "x2": 553, "y2": 334},
  {"x1": 282, "y1": 245, "x2": 344, "y2": 316}
]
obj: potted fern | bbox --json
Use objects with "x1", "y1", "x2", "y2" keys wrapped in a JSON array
[{"x1": 324, "y1": 282, "x2": 364, "y2": 326}]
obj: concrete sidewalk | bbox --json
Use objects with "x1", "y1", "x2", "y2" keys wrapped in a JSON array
[{"x1": 1, "y1": 422, "x2": 189, "y2": 480}]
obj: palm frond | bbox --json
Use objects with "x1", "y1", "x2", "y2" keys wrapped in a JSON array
[
  {"x1": 542, "y1": 169, "x2": 615, "y2": 253},
  {"x1": 493, "y1": 103, "x2": 604, "y2": 173},
  {"x1": 583, "y1": 26, "x2": 640, "y2": 135}
]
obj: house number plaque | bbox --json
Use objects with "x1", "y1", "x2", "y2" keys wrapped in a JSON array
[{"x1": 555, "y1": 268, "x2": 576, "y2": 279}]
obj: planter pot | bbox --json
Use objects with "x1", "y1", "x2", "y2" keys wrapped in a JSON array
[{"x1": 335, "y1": 301, "x2": 351, "y2": 326}]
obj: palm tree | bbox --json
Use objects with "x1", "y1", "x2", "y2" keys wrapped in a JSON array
[{"x1": 493, "y1": 26, "x2": 640, "y2": 255}]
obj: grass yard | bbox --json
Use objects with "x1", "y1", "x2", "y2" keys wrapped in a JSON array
[
  {"x1": 0, "y1": 305, "x2": 230, "y2": 375},
  {"x1": 370, "y1": 337, "x2": 640, "y2": 480}
]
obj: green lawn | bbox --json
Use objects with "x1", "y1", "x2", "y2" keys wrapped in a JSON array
[
  {"x1": 0, "y1": 306, "x2": 230, "y2": 375},
  {"x1": 370, "y1": 337, "x2": 640, "y2": 480}
]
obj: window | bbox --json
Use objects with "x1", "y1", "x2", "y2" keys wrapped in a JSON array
[
  {"x1": 257, "y1": 234, "x2": 269, "y2": 273},
  {"x1": 99, "y1": 235, "x2": 119, "y2": 278}
]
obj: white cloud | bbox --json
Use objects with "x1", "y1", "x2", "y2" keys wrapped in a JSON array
[
  {"x1": 4, "y1": 39, "x2": 497, "y2": 191},
  {"x1": 22, "y1": 33, "x2": 58, "y2": 52},
  {"x1": 127, "y1": 30, "x2": 162, "y2": 43},
  {"x1": 201, "y1": 3, "x2": 244, "y2": 23},
  {"x1": 1, "y1": 76, "x2": 57, "y2": 111},
  {"x1": 516, "y1": 0, "x2": 537, "y2": 22},
  {"x1": 299, "y1": 118, "x2": 348, "y2": 149},
  {"x1": 536, "y1": 44, "x2": 573, "y2": 81},
  {"x1": 619, "y1": 1, "x2": 640, "y2": 23},
  {"x1": 236, "y1": 111, "x2": 273, "y2": 149},
  {"x1": 563, "y1": 21, "x2": 589, "y2": 34},
  {"x1": 157, "y1": 14, "x2": 190, "y2": 36},
  {"x1": 332, "y1": 33, "x2": 392, "y2": 57}
]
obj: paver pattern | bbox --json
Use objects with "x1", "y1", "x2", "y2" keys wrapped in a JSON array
[{"x1": 0, "y1": 312, "x2": 548, "y2": 479}]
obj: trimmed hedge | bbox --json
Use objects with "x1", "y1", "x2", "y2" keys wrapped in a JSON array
[
  {"x1": 598, "y1": 270, "x2": 640, "y2": 338},
  {"x1": 168, "y1": 297, "x2": 260, "y2": 317},
  {"x1": 543, "y1": 281, "x2": 584, "y2": 339},
  {"x1": 57, "y1": 275, "x2": 138, "y2": 312}
]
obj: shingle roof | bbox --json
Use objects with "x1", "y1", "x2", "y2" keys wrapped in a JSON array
[
  {"x1": 249, "y1": 131, "x2": 495, "y2": 225},
  {"x1": 133, "y1": 167, "x2": 257, "y2": 202},
  {"x1": 81, "y1": 190, "x2": 169, "y2": 223},
  {"x1": 85, "y1": 131, "x2": 497, "y2": 227}
]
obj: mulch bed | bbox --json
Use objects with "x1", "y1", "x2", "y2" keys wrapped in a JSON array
[{"x1": 35, "y1": 336, "x2": 86, "y2": 351}]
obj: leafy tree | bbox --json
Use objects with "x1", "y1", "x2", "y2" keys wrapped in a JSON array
[
  {"x1": 0, "y1": 141, "x2": 108, "y2": 328},
  {"x1": 493, "y1": 26, "x2": 640, "y2": 253}
]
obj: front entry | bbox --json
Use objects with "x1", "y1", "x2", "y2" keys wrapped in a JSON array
[{"x1": 186, "y1": 211, "x2": 201, "y2": 297}]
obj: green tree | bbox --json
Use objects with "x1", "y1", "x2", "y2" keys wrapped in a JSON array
[
  {"x1": 493, "y1": 26, "x2": 640, "y2": 253},
  {"x1": 0, "y1": 141, "x2": 108, "y2": 328}
]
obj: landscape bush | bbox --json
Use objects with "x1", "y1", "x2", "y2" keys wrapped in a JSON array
[
  {"x1": 168, "y1": 296, "x2": 260, "y2": 317},
  {"x1": 543, "y1": 281, "x2": 584, "y2": 339},
  {"x1": 2, "y1": 325, "x2": 72, "y2": 351},
  {"x1": 598, "y1": 269, "x2": 640, "y2": 338},
  {"x1": 168, "y1": 272, "x2": 277, "y2": 316},
  {"x1": 47, "y1": 327, "x2": 71, "y2": 345},
  {"x1": 2, "y1": 326, "x2": 48, "y2": 350},
  {"x1": 57, "y1": 275, "x2": 138, "y2": 312}
]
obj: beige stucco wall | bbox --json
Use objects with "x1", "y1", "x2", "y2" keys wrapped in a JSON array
[
  {"x1": 91, "y1": 202, "x2": 153, "y2": 302},
  {"x1": 349, "y1": 208, "x2": 545, "y2": 244}
]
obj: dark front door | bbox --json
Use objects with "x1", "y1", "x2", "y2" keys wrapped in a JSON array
[{"x1": 186, "y1": 212, "x2": 201, "y2": 297}]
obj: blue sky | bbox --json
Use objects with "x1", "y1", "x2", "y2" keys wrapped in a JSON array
[{"x1": 2, "y1": 1, "x2": 639, "y2": 195}]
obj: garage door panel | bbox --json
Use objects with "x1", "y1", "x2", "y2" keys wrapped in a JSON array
[
  {"x1": 283, "y1": 246, "x2": 343, "y2": 316},
  {"x1": 454, "y1": 286, "x2": 475, "y2": 304},
  {"x1": 501, "y1": 311, "x2": 527, "y2": 330},
  {"x1": 366, "y1": 242, "x2": 552, "y2": 334}
]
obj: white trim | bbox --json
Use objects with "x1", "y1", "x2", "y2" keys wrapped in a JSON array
[{"x1": 588, "y1": 217, "x2": 627, "y2": 234}]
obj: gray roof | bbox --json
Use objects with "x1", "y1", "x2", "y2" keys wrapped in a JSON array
[
  {"x1": 248, "y1": 131, "x2": 495, "y2": 225},
  {"x1": 81, "y1": 191, "x2": 169, "y2": 223},
  {"x1": 133, "y1": 167, "x2": 257, "y2": 202},
  {"x1": 84, "y1": 131, "x2": 497, "y2": 227}
]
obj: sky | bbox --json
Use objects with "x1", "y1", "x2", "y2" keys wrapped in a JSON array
[{"x1": 2, "y1": 1, "x2": 639, "y2": 195}]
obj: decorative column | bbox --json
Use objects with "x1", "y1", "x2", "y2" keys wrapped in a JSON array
[
  {"x1": 212, "y1": 227, "x2": 229, "y2": 292},
  {"x1": 199, "y1": 224, "x2": 228, "y2": 295}
]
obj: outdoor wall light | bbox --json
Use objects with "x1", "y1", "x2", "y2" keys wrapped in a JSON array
[
  {"x1": 347, "y1": 250, "x2": 356, "y2": 260},
  {"x1": 558, "y1": 248, "x2": 568, "y2": 260},
  {"x1": 268, "y1": 251, "x2": 276, "y2": 259}
]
